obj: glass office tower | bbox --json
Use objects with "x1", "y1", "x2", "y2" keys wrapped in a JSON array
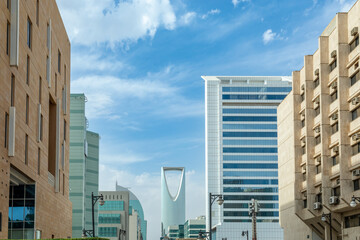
[{"x1": 203, "y1": 76, "x2": 291, "y2": 240}]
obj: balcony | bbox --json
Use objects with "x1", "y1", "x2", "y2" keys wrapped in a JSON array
[
  {"x1": 349, "y1": 79, "x2": 360, "y2": 99},
  {"x1": 330, "y1": 131, "x2": 340, "y2": 146},
  {"x1": 315, "y1": 173, "x2": 322, "y2": 184},
  {"x1": 348, "y1": 43, "x2": 359, "y2": 64},
  {"x1": 302, "y1": 153, "x2": 307, "y2": 163},
  {"x1": 301, "y1": 127, "x2": 306, "y2": 138},
  {"x1": 351, "y1": 153, "x2": 360, "y2": 168},
  {"x1": 350, "y1": 116, "x2": 360, "y2": 133},
  {"x1": 329, "y1": 66, "x2": 338, "y2": 84},
  {"x1": 48, "y1": 172, "x2": 55, "y2": 187},
  {"x1": 314, "y1": 142, "x2": 322, "y2": 155},
  {"x1": 314, "y1": 113, "x2": 321, "y2": 126},
  {"x1": 302, "y1": 180, "x2": 307, "y2": 190},
  {"x1": 301, "y1": 100, "x2": 306, "y2": 112},
  {"x1": 313, "y1": 86, "x2": 321, "y2": 100},
  {"x1": 330, "y1": 164, "x2": 340, "y2": 177},
  {"x1": 329, "y1": 100, "x2": 338, "y2": 114}
]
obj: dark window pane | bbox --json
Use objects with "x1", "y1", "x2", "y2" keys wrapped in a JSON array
[
  {"x1": 24, "y1": 221, "x2": 34, "y2": 229},
  {"x1": 13, "y1": 185, "x2": 25, "y2": 199},
  {"x1": 25, "y1": 185, "x2": 35, "y2": 199},
  {"x1": 24, "y1": 206, "x2": 34, "y2": 221},
  {"x1": 12, "y1": 221, "x2": 24, "y2": 229}
]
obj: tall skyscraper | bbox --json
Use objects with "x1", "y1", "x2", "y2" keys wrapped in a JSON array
[
  {"x1": 69, "y1": 94, "x2": 100, "y2": 238},
  {"x1": 203, "y1": 76, "x2": 291, "y2": 240},
  {"x1": 161, "y1": 167, "x2": 186, "y2": 237},
  {"x1": 0, "y1": 0, "x2": 72, "y2": 238}
]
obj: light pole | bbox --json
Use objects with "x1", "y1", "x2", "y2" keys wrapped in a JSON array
[
  {"x1": 83, "y1": 192, "x2": 105, "y2": 238},
  {"x1": 350, "y1": 195, "x2": 360, "y2": 207},
  {"x1": 209, "y1": 193, "x2": 224, "y2": 240},
  {"x1": 321, "y1": 213, "x2": 332, "y2": 240},
  {"x1": 119, "y1": 229, "x2": 126, "y2": 240},
  {"x1": 242, "y1": 230, "x2": 249, "y2": 240}
]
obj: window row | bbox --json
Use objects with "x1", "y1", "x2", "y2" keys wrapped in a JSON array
[
  {"x1": 223, "y1": 155, "x2": 277, "y2": 161},
  {"x1": 223, "y1": 171, "x2": 278, "y2": 177},
  {"x1": 223, "y1": 179, "x2": 278, "y2": 185},
  {"x1": 223, "y1": 203, "x2": 279, "y2": 209},
  {"x1": 222, "y1": 94, "x2": 287, "y2": 100},
  {"x1": 223, "y1": 147, "x2": 277, "y2": 153},
  {"x1": 223, "y1": 163, "x2": 278, "y2": 169},
  {"x1": 223, "y1": 132, "x2": 277, "y2": 138},
  {"x1": 224, "y1": 211, "x2": 279, "y2": 217},
  {"x1": 223, "y1": 108, "x2": 277, "y2": 114},
  {"x1": 222, "y1": 87, "x2": 291, "y2": 93},
  {"x1": 223, "y1": 139, "x2": 277, "y2": 146},
  {"x1": 223, "y1": 116, "x2": 277, "y2": 122},
  {"x1": 223, "y1": 124, "x2": 277, "y2": 130},
  {"x1": 224, "y1": 195, "x2": 279, "y2": 201},
  {"x1": 223, "y1": 187, "x2": 278, "y2": 193}
]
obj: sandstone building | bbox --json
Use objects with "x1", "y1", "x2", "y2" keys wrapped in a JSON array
[{"x1": 0, "y1": 0, "x2": 71, "y2": 238}]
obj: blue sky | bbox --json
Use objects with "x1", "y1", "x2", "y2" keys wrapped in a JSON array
[{"x1": 56, "y1": 0, "x2": 356, "y2": 239}]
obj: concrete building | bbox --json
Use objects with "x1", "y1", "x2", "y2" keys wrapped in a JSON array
[
  {"x1": 98, "y1": 191, "x2": 130, "y2": 240},
  {"x1": 69, "y1": 94, "x2": 100, "y2": 237},
  {"x1": 278, "y1": 1, "x2": 360, "y2": 239},
  {"x1": 161, "y1": 167, "x2": 186, "y2": 237},
  {"x1": 203, "y1": 76, "x2": 292, "y2": 240},
  {"x1": 0, "y1": 0, "x2": 71, "y2": 238},
  {"x1": 184, "y1": 216, "x2": 206, "y2": 239},
  {"x1": 116, "y1": 184, "x2": 147, "y2": 240}
]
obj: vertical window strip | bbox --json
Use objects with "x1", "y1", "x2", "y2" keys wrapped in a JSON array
[
  {"x1": 38, "y1": 148, "x2": 41, "y2": 175},
  {"x1": 5, "y1": 112, "x2": 9, "y2": 148},
  {"x1": 25, "y1": 134, "x2": 28, "y2": 164},
  {"x1": 26, "y1": 56, "x2": 30, "y2": 85},
  {"x1": 7, "y1": 21, "x2": 10, "y2": 55},
  {"x1": 27, "y1": 18, "x2": 32, "y2": 49},
  {"x1": 11, "y1": 74, "x2": 15, "y2": 106},
  {"x1": 58, "y1": 50, "x2": 61, "y2": 73},
  {"x1": 39, "y1": 77, "x2": 42, "y2": 103},
  {"x1": 26, "y1": 95, "x2": 29, "y2": 124},
  {"x1": 36, "y1": 0, "x2": 39, "y2": 26}
]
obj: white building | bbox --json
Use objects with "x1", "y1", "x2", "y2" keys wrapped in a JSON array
[
  {"x1": 203, "y1": 76, "x2": 292, "y2": 240},
  {"x1": 161, "y1": 167, "x2": 186, "y2": 237}
]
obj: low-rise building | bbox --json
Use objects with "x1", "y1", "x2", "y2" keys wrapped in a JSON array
[{"x1": 184, "y1": 216, "x2": 206, "y2": 239}]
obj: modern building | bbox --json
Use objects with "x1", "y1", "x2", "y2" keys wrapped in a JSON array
[
  {"x1": 203, "y1": 76, "x2": 292, "y2": 240},
  {"x1": 278, "y1": 1, "x2": 360, "y2": 239},
  {"x1": 116, "y1": 184, "x2": 147, "y2": 240},
  {"x1": 0, "y1": 0, "x2": 72, "y2": 238},
  {"x1": 184, "y1": 216, "x2": 206, "y2": 239},
  {"x1": 98, "y1": 191, "x2": 130, "y2": 240},
  {"x1": 161, "y1": 167, "x2": 186, "y2": 237},
  {"x1": 69, "y1": 94, "x2": 100, "y2": 237},
  {"x1": 168, "y1": 224, "x2": 184, "y2": 239}
]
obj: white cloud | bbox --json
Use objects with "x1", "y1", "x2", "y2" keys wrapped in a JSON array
[
  {"x1": 99, "y1": 165, "x2": 205, "y2": 240},
  {"x1": 262, "y1": 29, "x2": 277, "y2": 44},
  {"x1": 232, "y1": 0, "x2": 250, "y2": 7},
  {"x1": 304, "y1": 0, "x2": 318, "y2": 16},
  {"x1": 180, "y1": 12, "x2": 197, "y2": 25},
  {"x1": 201, "y1": 9, "x2": 221, "y2": 19},
  {"x1": 56, "y1": 0, "x2": 176, "y2": 46}
]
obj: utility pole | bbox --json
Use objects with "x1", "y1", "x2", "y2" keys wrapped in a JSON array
[{"x1": 249, "y1": 199, "x2": 260, "y2": 240}]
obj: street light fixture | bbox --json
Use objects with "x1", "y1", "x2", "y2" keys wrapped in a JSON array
[
  {"x1": 321, "y1": 212, "x2": 332, "y2": 240},
  {"x1": 241, "y1": 230, "x2": 249, "y2": 240},
  {"x1": 82, "y1": 229, "x2": 93, "y2": 238},
  {"x1": 90, "y1": 192, "x2": 105, "y2": 237},
  {"x1": 208, "y1": 193, "x2": 224, "y2": 240},
  {"x1": 350, "y1": 196, "x2": 360, "y2": 207}
]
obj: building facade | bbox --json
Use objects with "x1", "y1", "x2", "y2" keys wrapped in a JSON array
[
  {"x1": 278, "y1": 1, "x2": 360, "y2": 239},
  {"x1": 203, "y1": 76, "x2": 292, "y2": 240},
  {"x1": 161, "y1": 167, "x2": 186, "y2": 237},
  {"x1": 116, "y1": 184, "x2": 147, "y2": 240},
  {"x1": 98, "y1": 191, "x2": 130, "y2": 240},
  {"x1": 184, "y1": 216, "x2": 206, "y2": 239},
  {"x1": 0, "y1": 0, "x2": 72, "y2": 238},
  {"x1": 69, "y1": 94, "x2": 100, "y2": 237}
]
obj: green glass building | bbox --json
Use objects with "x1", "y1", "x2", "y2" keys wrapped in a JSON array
[{"x1": 69, "y1": 94, "x2": 100, "y2": 237}]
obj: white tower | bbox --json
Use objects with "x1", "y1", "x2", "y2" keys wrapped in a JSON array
[{"x1": 161, "y1": 167, "x2": 186, "y2": 236}]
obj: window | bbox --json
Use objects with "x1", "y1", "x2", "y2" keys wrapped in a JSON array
[
  {"x1": 330, "y1": 91, "x2": 337, "y2": 102},
  {"x1": 352, "y1": 107, "x2": 360, "y2": 121},
  {"x1": 302, "y1": 172, "x2": 306, "y2": 181},
  {"x1": 26, "y1": 56, "x2": 30, "y2": 85},
  {"x1": 331, "y1": 122, "x2": 339, "y2": 134},
  {"x1": 27, "y1": 18, "x2": 32, "y2": 49},
  {"x1": 301, "y1": 93, "x2": 305, "y2": 102},
  {"x1": 350, "y1": 36, "x2": 359, "y2": 52},
  {"x1": 345, "y1": 213, "x2": 360, "y2": 228},
  {"x1": 222, "y1": 94, "x2": 287, "y2": 100},
  {"x1": 63, "y1": 120, "x2": 67, "y2": 141},
  {"x1": 7, "y1": 0, "x2": 10, "y2": 9},
  {"x1": 48, "y1": 99, "x2": 57, "y2": 176},
  {"x1": 303, "y1": 199, "x2": 307, "y2": 208},
  {"x1": 46, "y1": 56, "x2": 50, "y2": 84},
  {"x1": 223, "y1": 116, "x2": 277, "y2": 122},
  {"x1": 315, "y1": 193, "x2": 322, "y2": 203},
  {"x1": 47, "y1": 23, "x2": 51, "y2": 49},
  {"x1": 6, "y1": 21, "x2": 10, "y2": 55},
  {"x1": 301, "y1": 119, "x2": 305, "y2": 128},
  {"x1": 25, "y1": 134, "x2": 28, "y2": 164},
  {"x1": 38, "y1": 148, "x2": 41, "y2": 175},
  {"x1": 99, "y1": 201, "x2": 124, "y2": 211},
  {"x1": 39, "y1": 77, "x2": 42, "y2": 103},
  {"x1": 26, "y1": 95, "x2": 29, "y2": 125},
  {"x1": 99, "y1": 214, "x2": 121, "y2": 224},
  {"x1": 11, "y1": 74, "x2": 15, "y2": 106},
  {"x1": 58, "y1": 50, "x2": 61, "y2": 73},
  {"x1": 99, "y1": 227, "x2": 117, "y2": 237},
  {"x1": 61, "y1": 143, "x2": 65, "y2": 170},
  {"x1": 302, "y1": 146, "x2": 306, "y2": 155},
  {"x1": 63, "y1": 173, "x2": 65, "y2": 195},
  {"x1": 40, "y1": 114, "x2": 43, "y2": 141},
  {"x1": 55, "y1": 73, "x2": 57, "y2": 96},
  {"x1": 352, "y1": 143, "x2": 360, "y2": 156},
  {"x1": 223, "y1": 132, "x2": 277, "y2": 138},
  {"x1": 315, "y1": 106, "x2": 320, "y2": 116},
  {"x1": 314, "y1": 78, "x2": 320, "y2": 88},
  {"x1": 354, "y1": 179, "x2": 360, "y2": 191},
  {"x1": 36, "y1": 0, "x2": 39, "y2": 26},
  {"x1": 316, "y1": 164, "x2": 321, "y2": 174},
  {"x1": 332, "y1": 186, "x2": 340, "y2": 197},
  {"x1": 315, "y1": 135, "x2": 321, "y2": 145},
  {"x1": 332, "y1": 154, "x2": 339, "y2": 166},
  {"x1": 330, "y1": 60, "x2": 337, "y2": 72},
  {"x1": 351, "y1": 71, "x2": 360, "y2": 86},
  {"x1": 5, "y1": 113, "x2": 9, "y2": 148}
]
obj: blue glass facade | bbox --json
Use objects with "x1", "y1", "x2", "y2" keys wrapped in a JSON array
[{"x1": 99, "y1": 201, "x2": 124, "y2": 211}]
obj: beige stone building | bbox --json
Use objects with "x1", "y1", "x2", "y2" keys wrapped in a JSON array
[
  {"x1": 0, "y1": 0, "x2": 71, "y2": 238},
  {"x1": 278, "y1": 1, "x2": 360, "y2": 239}
]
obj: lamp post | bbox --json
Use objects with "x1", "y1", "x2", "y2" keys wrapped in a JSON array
[
  {"x1": 83, "y1": 192, "x2": 105, "y2": 238},
  {"x1": 321, "y1": 213, "x2": 332, "y2": 240},
  {"x1": 208, "y1": 193, "x2": 224, "y2": 240},
  {"x1": 119, "y1": 229, "x2": 126, "y2": 240},
  {"x1": 242, "y1": 230, "x2": 249, "y2": 240},
  {"x1": 350, "y1": 195, "x2": 360, "y2": 207}
]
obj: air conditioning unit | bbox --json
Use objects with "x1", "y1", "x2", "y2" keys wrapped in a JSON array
[
  {"x1": 316, "y1": 157, "x2": 321, "y2": 163},
  {"x1": 329, "y1": 196, "x2": 339, "y2": 205},
  {"x1": 314, "y1": 98, "x2": 320, "y2": 104},
  {"x1": 351, "y1": 27, "x2": 358, "y2": 36},
  {"x1": 331, "y1": 81, "x2": 337, "y2": 89},
  {"x1": 302, "y1": 165, "x2": 306, "y2": 173},
  {"x1": 301, "y1": 138, "x2": 306, "y2": 145},
  {"x1": 315, "y1": 126, "x2": 320, "y2": 133},
  {"x1": 352, "y1": 97, "x2": 360, "y2": 105},
  {"x1": 331, "y1": 50, "x2": 337, "y2": 58},
  {"x1": 352, "y1": 133, "x2": 360, "y2": 141},
  {"x1": 301, "y1": 111, "x2": 305, "y2": 119},
  {"x1": 331, "y1": 113, "x2": 338, "y2": 120},
  {"x1": 313, "y1": 202, "x2": 322, "y2": 210},
  {"x1": 301, "y1": 84, "x2": 305, "y2": 91},
  {"x1": 314, "y1": 68, "x2": 319, "y2": 76},
  {"x1": 353, "y1": 169, "x2": 360, "y2": 176},
  {"x1": 333, "y1": 146, "x2": 339, "y2": 153},
  {"x1": 336, "y1": 178, "x2": 340, "y2": 185}
]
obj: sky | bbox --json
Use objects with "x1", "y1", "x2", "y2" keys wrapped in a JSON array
[{"x1": 56, "y1": 0, "x2": 357, "y2": 239}]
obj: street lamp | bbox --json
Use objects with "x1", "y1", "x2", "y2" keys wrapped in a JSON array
[
  {"x1": 350, "y1": 196, "x2": 360, "y2": 207},
  {"x1": 241, "y1": 230, "x2": 249, "y2": 240},
  {"x1": 119, "y1": 229, "x2": 126, "y2": 240},
  {"x1": 91, "y1": 192, "x2": 105, "y2": 237},
  {"x1": 208, "y1": 193, "x2": 224, "y2": 240},
  {"x1": 82, "y1": 229, "x2": 93, "y2": 238},
  {"x1": 321, "y1": 213, "x2": 332, "y2": 240}
]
